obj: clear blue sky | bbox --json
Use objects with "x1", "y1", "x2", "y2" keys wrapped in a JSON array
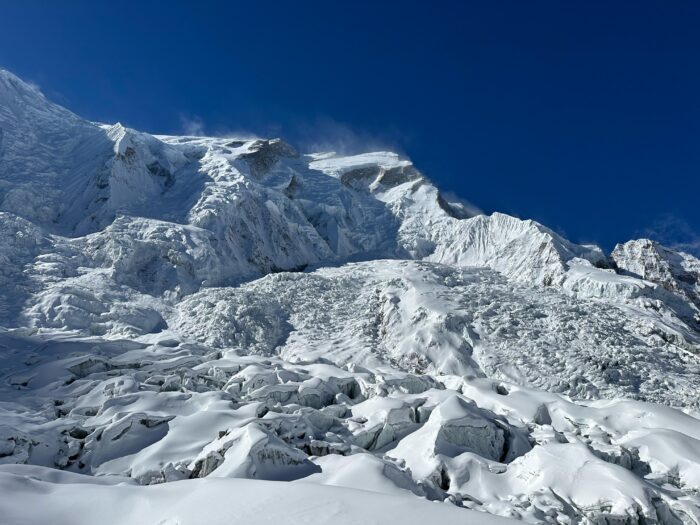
[{"x1": 1, "y1": 1, "x2": 699, "y2": 252}]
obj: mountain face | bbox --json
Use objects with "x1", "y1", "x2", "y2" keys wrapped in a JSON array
[{"x1": 1, "y1": 69, "x2": 700, "y2": 524}]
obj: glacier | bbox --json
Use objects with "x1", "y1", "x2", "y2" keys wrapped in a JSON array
[{"x1": 1, "y1": 68, "x2": 700, "y2": 524}]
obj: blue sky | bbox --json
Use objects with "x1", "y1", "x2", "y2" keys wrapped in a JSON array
[{"x1": 1, "y1": 1, "x2": 698, "y2": 253}]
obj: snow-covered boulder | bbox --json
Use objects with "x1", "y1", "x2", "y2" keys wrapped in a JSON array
[
  {"x1": 388, "y1": 396, "x2": 525, "y2": 490},
  {"x1": 189, "y1": 423, "x2": 318, "y2": 481}
]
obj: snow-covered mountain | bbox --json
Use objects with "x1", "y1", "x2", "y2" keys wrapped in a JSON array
[{"x1": 1, "y1": 68, "x2": 700, "y2": 524}]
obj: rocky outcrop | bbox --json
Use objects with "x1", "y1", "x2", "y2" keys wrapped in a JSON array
[{"x1": 613, "y1": 239, "x2": 700, "y2": 313}]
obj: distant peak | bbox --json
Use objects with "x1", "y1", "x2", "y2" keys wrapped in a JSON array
[
  {"x1": 0, "y1": 68, "x2": 45, "y2": 100},
  {"x1": 0, "y1": 67, "x2": 85, "y2": 127}
]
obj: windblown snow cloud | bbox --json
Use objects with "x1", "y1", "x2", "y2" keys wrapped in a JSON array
[
  {"x1": 293, "y1": 116, "x2": 409, "y2": 156},
  {"x1": 639, "y1": 213, "x2": 700, "y2": 256},
  {"x1": 179, "y1": 114, "x2": 206, "y2": 136},
  {"x1": 179, "y1": 113, "x2": 260, "y2": 140}
]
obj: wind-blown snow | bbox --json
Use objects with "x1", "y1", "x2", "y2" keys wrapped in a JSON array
[{"x1": 2, "y1": 68, "x2": 700, "y2": 524}]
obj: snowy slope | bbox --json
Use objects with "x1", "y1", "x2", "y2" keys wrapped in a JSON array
[
  {"x1": 2, "y1": 68, "x2": 700, "y2": 524},
  {"x1": 0, "y1": 465, "x2": 514, "y2": 525}
]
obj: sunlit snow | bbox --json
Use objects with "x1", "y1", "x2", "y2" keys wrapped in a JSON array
[{"x1": 1, "y1": 68, "x2": 700, "y2": 524}]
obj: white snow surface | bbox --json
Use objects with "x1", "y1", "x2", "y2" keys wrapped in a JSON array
[
  {"x1": 0, "y1": 464, "x2": 512, "y2": 525},
  {"x1": 2, "y1": 68, "x2": 700, "y2": 524}
]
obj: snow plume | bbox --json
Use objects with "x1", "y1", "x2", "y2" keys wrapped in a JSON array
[
  {"x1": 639, "y1": 213, "x2": 700, "y2": 256},
  {"x1": 179, "y1": 114, "x2": 206, "y2": 136},
  {"x1": 294, "y1": 116, "x2": 409, "y2": 156},
  {"x1": 441, "y1": 190, "x2": 484, "y2": 217},
  {"x1": 179, "y1": 113, "x2": 261, "y2": 141},
  {"x1": 23, "y1": 79, "x2": 42, "y2": 93},
  {"x1": 178, "y1": 113, "x2": 407, "y2": 159}
]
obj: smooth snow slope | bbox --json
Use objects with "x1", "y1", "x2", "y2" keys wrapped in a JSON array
[
  {"x1": 0, "y1": 465, "x2": 514, "y2": 525},
  {"x1": 2, "y1": 68, "x2": 700, "y2": 524}
]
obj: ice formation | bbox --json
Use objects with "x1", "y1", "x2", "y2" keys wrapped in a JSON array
[{"x1": 2, "y1": 68, "x2": 700, "y2": 524}]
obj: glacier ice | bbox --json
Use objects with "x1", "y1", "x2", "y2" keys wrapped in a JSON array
[{"x1": 1, "y1": 67, "x2": 700, "y2": 524}]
